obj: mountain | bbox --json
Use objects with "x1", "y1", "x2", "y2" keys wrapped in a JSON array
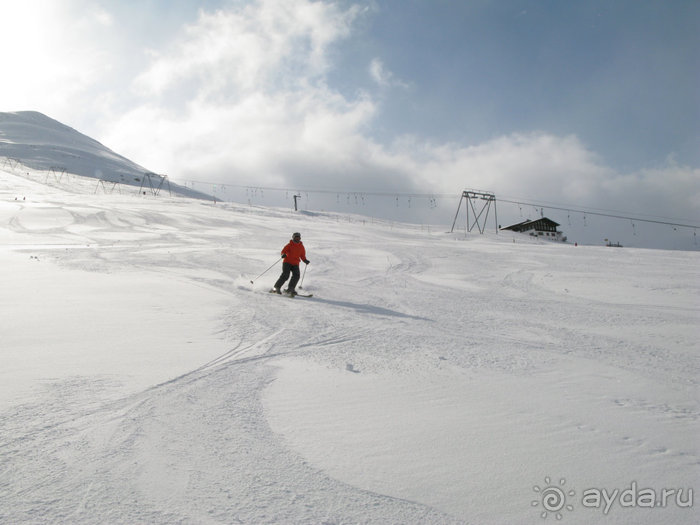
[{"x1": 0, "y1": 111, "x2": 211, "y2": 199}]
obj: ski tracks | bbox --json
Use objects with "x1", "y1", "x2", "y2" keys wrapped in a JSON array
[
  {"x1": 0, "y1": 321, "x2": 461, "y2": 524},
  {"x1": 0, "y1": 293, "x2": 292, "y2": 524}
]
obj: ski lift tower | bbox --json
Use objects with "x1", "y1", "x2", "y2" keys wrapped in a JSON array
[
  {"x1": 139, "y1": 172, "x2": 172, "y2": 197},
  {"x1": 450, "y1": 190, "x2": 498, "y2": 234}
]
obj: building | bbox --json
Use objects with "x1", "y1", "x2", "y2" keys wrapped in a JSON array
[{"x1": 500, "y1": 217, "x2": 566, "y2": 242}]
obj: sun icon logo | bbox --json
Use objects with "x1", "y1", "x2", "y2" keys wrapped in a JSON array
[{"x1": 532, "y1": 476, "x2": 575, "y2": 520}]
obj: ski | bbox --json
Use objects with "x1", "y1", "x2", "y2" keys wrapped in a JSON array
[
  {"x1": 285, "y1": 288, "x2": 313, "y2": 298},
  {"x1": 268, "y1": 289, "x2": 313, "y2": 298}
]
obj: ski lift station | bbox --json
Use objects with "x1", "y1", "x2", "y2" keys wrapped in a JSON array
[{"x1": 500, "y1": 217, "x2": 566, "y2": 242}]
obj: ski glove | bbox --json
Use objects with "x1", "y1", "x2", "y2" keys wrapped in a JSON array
[{"x1": 303, "y1": 259, "x2": 310, "y2": 265}]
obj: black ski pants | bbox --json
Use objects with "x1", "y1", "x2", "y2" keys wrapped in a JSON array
[{"x1": 274, "y1": 262, "x2": 300, "y2": 291}]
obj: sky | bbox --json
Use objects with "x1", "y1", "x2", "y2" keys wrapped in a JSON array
[{"x1": 1, "y1": 0, "x2": 698, "y2": 246}]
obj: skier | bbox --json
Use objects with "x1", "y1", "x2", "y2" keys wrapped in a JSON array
[{"x1": 272, "y1": 232, "x2": 310, "y2": 296}]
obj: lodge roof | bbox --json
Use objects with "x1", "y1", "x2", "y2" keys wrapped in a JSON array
[{"x1": 501, "y1": 217, "x2": 560, "y2": 232}]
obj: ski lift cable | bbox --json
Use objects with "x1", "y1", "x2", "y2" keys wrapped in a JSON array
[
  {"x1": 498, "y1": 196, "x2": 697, "y2": 226},
  {"x1": 497, "y1": 198, "x2": 699, "y2": 230},
  {"x1": 183, "y1": 179, "x2": 698, "y2": 230}
]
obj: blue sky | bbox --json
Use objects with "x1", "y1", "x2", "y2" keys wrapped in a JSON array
[
  {"x1": 345, "y1": 0, "x2": 699, "y2": 171},
  {"x1": 1, "y1": 0, "x2": 698, "y2": 247}
]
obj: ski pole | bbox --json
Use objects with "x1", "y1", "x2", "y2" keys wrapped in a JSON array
[
  {"x1": 250, "y1": 257, "x2": 282, "y2": 284},
  {"x1": 299, "y1": 262, "x2": 307, "y2": 289}
]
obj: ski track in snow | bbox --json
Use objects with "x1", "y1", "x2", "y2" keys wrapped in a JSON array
[{"x1": 1, "y1": 169, "x2": 698, "y2": 524}]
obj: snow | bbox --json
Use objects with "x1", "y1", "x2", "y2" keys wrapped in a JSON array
[
  {"x1": 1, "y1": 165, "x2": 698, "y2": 524},
  {"x1": 0, "y1": 111, "x2": 212, "y2": 200}
]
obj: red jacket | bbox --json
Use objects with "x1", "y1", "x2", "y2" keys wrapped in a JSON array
[{"x1": 281, "y1": 240, "x2": 306, "y2": 265}]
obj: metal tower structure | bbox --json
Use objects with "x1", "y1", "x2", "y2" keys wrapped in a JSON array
[{"x1": 450, "y1": 190, "x2": 498, "y2": 234}]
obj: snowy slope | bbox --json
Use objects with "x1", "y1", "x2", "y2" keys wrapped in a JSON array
[
  {"x1": 0, "y1": 111, "x2": 211, "y2": 200},
  {"x1": 1, "y1": 167, "x2": 698, "y2": 524}
]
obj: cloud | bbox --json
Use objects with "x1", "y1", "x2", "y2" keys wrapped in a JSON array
[
  {"x1": 107, "y1": 0, "x2": 385, "y2": 183},
  {"x1": 3, "y1": 0, "x2": 695, "y2": 233},
  {"x1": 103, "y1": 0, "x2": 697, "y2": 228},
  {"x1": 133, "y1": 0, "x2": 360, "y2": 98},
  {"x1": 0, "y1": 0, "x2": 115, "y2": 116},
  {"x1": 385, "y1": 132, "x2": 699, "y2": 221},
  {"x1": 369, "y1": 58, "x2": 408, "y2": 89}
]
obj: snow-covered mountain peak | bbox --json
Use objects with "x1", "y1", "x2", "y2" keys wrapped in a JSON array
[{"x1": 0, "y1": 110, "x2": 209, "y2": 199}]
